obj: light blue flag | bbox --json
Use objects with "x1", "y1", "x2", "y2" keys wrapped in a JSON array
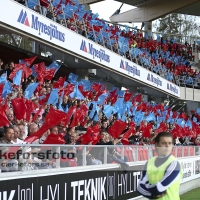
[
  {"x1": 80, "y1": 79, "x2": 91, "y2": 90},
  {"x1": 185, "y1": 119, "x2": 192, "y2": 129},
  {"x1": 118, "y1": 90, "x2": 125, "y2": 97},
  {"x1": 122, "y1": 115, "x2": 127, "y2": 122},
  {"x1": 31, "y1": 66, "x2": 37, "y2": 77},
  {"x1": 47, "y1": 61, "x2": 61, "y2": 74},
  {"x1": 134, "y1": 111, "x2": 145, "y2": 126},
  {"x1": 193, "y1": 117, "x2": 197, "y2": 123},
  {"x1": 2, "y1": 81, "x2": 12, "y2": 98},
  {"x1": 70, "y1": 83, "x2": 84, "y2": 100},
  {"x1": 47, "y1": 89, "x2": 59, "y2": 105},
  {"x1": 145, "y1": 112, "x2": 156, "y2": 122},
  {"x1": 24, "y1": 82, "x2": 39, "y2": 99},
  {"x1": 0, "y1": 72, "x2": 7, "y2": 84},
  {"x1": 68, "y1": 73, "x2": 78, "y2": 84},
  {"x1": 58, "y1": 91, "x2": 64, "y2": 112},
  {"x1": 89, "y1": 103, "x2": 97, "y2": 119},
  {"x1": 93, "y1": 106, "x2": 100, "y2": 122},
  {"x1": 96, "y1": 93, "x2": 108, "y2": 105},
  {"x1": 113, "y1": 98, "x2": 124, "y2": 114},
  {"x1": 103, "y1": 105, "x2": 113, "y2": 119},
  {"x1": 13, "y1": 70, "x2": 23, "y2": 86},
  {"x1": 196, "y1": 108, "x2": 200, "y2": 114}
]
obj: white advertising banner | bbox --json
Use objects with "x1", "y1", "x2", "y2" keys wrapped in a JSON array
[
  {"x1": 193, "y1": 157, "x2": 200, "y2": 179},
  {"x1": 0, "y1": 0, "x2": 180, "y2": 97},
  {"x1": 179, "y1": 157, "x2": 194, "y2": 183}
]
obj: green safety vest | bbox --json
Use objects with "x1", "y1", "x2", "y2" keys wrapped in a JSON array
[{"x1": 147, "y1": 155, "x2": 182, "y2": 200}]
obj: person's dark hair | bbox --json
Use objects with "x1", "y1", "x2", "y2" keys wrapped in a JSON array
[
  {"x1": 8, "y1": 60, "x2": 14, "y2": 66},
  {"x1": 154, "y1": 132, "x2": 173, "y2": 144},
  {"x1": 100, "y1": 129, "x2": 107, "y2": 134},
  {"x1": 4, "y1": 126, "x2": 14, "y2": 134}
]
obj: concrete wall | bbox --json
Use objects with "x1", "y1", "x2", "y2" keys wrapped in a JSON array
[{"x1": 180, "y1": 87, "x2": 200, "y2": 102}]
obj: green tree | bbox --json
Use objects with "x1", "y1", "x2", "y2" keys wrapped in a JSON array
[{"x1": 153, "y1": 13, "x2": 199, "y2": 37}]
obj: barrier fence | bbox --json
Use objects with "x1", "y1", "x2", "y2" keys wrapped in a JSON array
[{"x1": 0, "y1": 144, "x2": 198, "y2": 173}]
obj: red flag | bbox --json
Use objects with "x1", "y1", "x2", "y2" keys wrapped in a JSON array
[
  {"x1": 33, "y1": 107, "x2": 43, "y2": 122},
  {"x1": 63, "y1": 83, "x2": 75, "y2": 96},
  {"x1": 33, "y1": 62, "x2": 46, "y2": 83},
  {"x1": 43, "y1": 133, "x2": 66, "y2": 144},
  {"x1": 11, "y1": 98, "x2": 26, "y2": 120},
  {"x1": 61, "y1": 106, "x2": 76, "y2": 126},
  {"x1": 137, "y1": 102, "x2": 148, "y2": 112},
  {"x1": 124, "y1": 90, "x2": 132, "y2": 102},
  {"x1": 39, "y1": 94, "x2": 50, "y2": 105},
  {"x1": 1, "y1": 98, "x2": 9, "y2": 112},
  {"x1": 0, "y1": 110, "x2": 10, "y2": 127},
  {"x1": 108, "y1": 120, "x2": 127, "y2": 139},
  {"x1": 132, "y1": 94, "x2": 142, "y2": 103},
  {"x1": 9, "y1": 64, "x2": 24, "y2": 80},
  {"x1": 171, "y1": 124, "x2": 183, "y2": 138},
  {"x1": 109, "y1": 89, "x2": 117, "y2": 97},
  {"x1": 80, "y1": 104, "x2": 88, "y2": 116},
  {"x1": 88, "y1": 91, "x2": 94, "y2": 100},
  {"x1": 172, "y1": 111, "x2": 178, "y2": 118},
  {"x1": 25, "y1": 99, "x2": 38, "y2": 122},
  {"x1": 70, "y1": 109, "x2": 82, "y2": 128},
  {"x1": 9, "y1": 63, "x2": 32, "y2": 80},
  {"x1": 95, "y1": 89, "x2": 107, "y2": 101},
  {"x1": 77, "y1": 124, "x2": 100, "y2": 144},
  {"x1": 92, "y1": 83, "x2": 102, "y2": 92},
  {"x1": 44, "y1": 68, "x2": 56, "y2": 80},
  {"x1": 0, "y1": 84, "x2": 4, "y2": 97},
  {"x1": 154, "y1": 104, "x2": 164, "y2": 112},
  {"x1": 121, "y1": 127, "x2": 135, "y2": 145},
  {"x1": 142, "y1": 123, "x2": 152, "y2": 138},
  {"x1": 24, "y1": 107, "x2": 67, "y2": 143},
  {"x1": 179, "y1": 113, "x2": 188, "y2": 121},
  {"x1": 21, "y1": 56, "x2": 37, "y2": 67},
  {"x1": 154, "y1": 122, "x2": 167, "y2": 135},
  {"x1": 53, "y1": 77, "x2": 66, "y2": 88},
  {"x1": 23, "y1": 66, "x2": 32, "y2": 79},
  {"x1": 110, "y1": 94, "x2": 118, "y2": 105}
]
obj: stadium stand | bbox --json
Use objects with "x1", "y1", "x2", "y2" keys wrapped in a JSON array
[
  {"x1": 0, "y1": 54, "x2": 199, "y2": 172},
  {"x1": 18, "y1": 0, "x2": 200, "y2": 88}
]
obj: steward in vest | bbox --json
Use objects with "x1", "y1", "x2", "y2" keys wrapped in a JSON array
[{"x1": 137, "y1": 132, "x2": 182, "y2": 199}]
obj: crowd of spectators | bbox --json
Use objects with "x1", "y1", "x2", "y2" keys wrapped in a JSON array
[
  {"x1": 14, "y1": 0, "x2": 200, "y2": 88},
  {"x1": 0, "y1": 55, "x2": 199, "y2": 172}
]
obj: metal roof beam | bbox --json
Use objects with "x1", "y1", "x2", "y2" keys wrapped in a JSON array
[{"x1": 110, "y1": 0, "x2": 199, "y2": 23}]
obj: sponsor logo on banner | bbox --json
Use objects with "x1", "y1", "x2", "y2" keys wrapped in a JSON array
[
  {"x1": 17, "y1": 10, "x2": 30, "y2": 26},
  {"x1": 120, "y1": 60, "x2": 140, "y2": 77},
  {"x1": 180, "y1": 158, "x2": 194, "y2": 183},
  {"x1": 0, "y1": 170, "x2": 141, "y2": 200},
  {"x1": 194, "y1": 158, "x2": 200, "y2": 176},
  {"x1": 17, "y1": 9, "x2": 65, "y2": 42},
  {"x1": 80, "y1": 40, "x2": 110, "y2": 63},
  {"x1": 167, "y1": 83, "x2": 178, "y2": 94},
  {"x1": 147, "y1": 73, "x2": 162, "y2": 86}
]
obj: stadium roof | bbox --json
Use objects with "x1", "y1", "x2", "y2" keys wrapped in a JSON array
[
  {"x1": 109, "y1": 0, "x2": 200, "y2": 23},
  {"x1": 83, "y1": 0, "x2": 200, "y2": 23}
]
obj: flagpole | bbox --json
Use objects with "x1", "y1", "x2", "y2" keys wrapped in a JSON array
[
  {"x1": 73, "y1": 13, "x2": 78, "y2": 33},
  {"x1": 92, "y1": 24, "x2": 97, "y2": 43},
  {"x1": 61, "y1": 5, "x2": 67, "y2": 27},
  {"x1": 100, "y1": 29, "x2": 105, "y2": 48},
  {"x1": 82, "y1": 19, "x2": 88, "y2": 39},
  {"x1": 37, "y1": 0, "x2": 42, "y2": 15}
]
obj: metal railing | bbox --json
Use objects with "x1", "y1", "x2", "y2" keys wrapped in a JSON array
[
  {"x1": 10, "y1": 0, "x2": 200, "y2": 89},
  {"x1": 0, "y1": 144, "x2": 198, "y2": 173}
]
